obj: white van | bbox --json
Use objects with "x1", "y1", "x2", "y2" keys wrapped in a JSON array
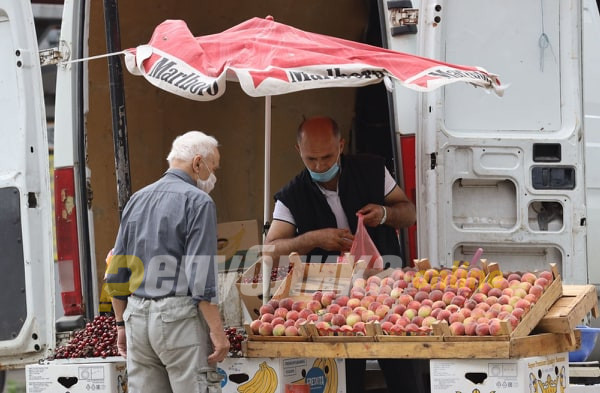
[{"x1": 0, "y1": 0, "x2": 598, "y2": 377}]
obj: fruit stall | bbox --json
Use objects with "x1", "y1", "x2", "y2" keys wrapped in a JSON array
[{"x1": 233, "y1": 253, "x2": 599, "y2": 392}]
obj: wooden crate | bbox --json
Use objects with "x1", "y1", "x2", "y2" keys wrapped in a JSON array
[
  {"x1": 243, "y1": 331, "x2": 578, "y2": 359},
  {"x1": 536, "y1": 284, "x2": 599, "y2": 334}
]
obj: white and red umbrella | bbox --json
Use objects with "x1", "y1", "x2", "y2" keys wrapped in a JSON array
[
  {"x1": 122, "y1": 18, "x2": 503, "y2": 298},
  {"x1": 123, "y1": 17, "x2": 503, "y2": 100}
]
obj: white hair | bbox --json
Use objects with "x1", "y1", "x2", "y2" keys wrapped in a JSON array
[{"x1": 166, "y1": 131, "x2": 218, "y2": 164}]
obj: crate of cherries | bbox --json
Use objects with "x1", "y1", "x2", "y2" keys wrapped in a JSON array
[
  {"x1": 240, "y1": 264, "x2": 292, "y2": 284},
  {"x1": 52, "y1": 315, "x2": 119, "y2": 359}
]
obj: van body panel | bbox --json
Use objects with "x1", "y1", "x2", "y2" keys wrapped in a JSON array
[{"x1": 0, "y1": 0, "x2": 55, "y2": 366}]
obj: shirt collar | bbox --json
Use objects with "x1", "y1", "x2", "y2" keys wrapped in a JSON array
[{"x1": 164, "y1": 168, "x2": 196, "y2": 186}]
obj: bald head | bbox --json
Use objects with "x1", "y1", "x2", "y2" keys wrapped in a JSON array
[{"x1": 296, "y1": 116, "x2": 340, "y2": 144}]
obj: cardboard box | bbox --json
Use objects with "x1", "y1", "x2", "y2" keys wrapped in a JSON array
[
  {"x1": 217, "y1": 357, "x2": 346, "y2": 393},
  {"x1": 26, "y1": 358, "x2": 127, "y2": 393},
  {"x1": 430, "y1": 352, "x2": 569, "y2": 393},
  {"x1": 236, "y1": 258, "x2": 288, "y2": 320},
  {"x1": 217, "y1": 220, "x2": 260, "y2": 272}
]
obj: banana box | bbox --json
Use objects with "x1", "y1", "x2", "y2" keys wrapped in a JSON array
[
  {"x1": 218, "y1": 357, "x2": 345, "y2": 393},
  {"x1": 430, "y1": 352, "x2": 568, "y2": 393}
]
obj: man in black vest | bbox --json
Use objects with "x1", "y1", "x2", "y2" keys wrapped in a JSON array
[{"x1": 265, "y1": 116, "x2": 425, "y2": 393}]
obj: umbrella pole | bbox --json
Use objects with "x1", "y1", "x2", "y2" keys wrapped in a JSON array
[{"x1": 262, "y1": 96, "x2": 272, "y2": 305}]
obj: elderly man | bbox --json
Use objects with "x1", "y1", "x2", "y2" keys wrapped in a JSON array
[{"x1": 106, "y1": 130, "x2": 229, "y2": 393}]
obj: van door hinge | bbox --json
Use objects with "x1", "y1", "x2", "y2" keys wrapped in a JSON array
[
  {"x1": 39, "y1": 41, "x2": 71, "y2": 66},
  {"x1": 387, "y1": 1, "x2": 418, "y2": 36}
]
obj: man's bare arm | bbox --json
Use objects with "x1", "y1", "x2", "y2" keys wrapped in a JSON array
[{"x1": 264, "y1": 220, "x2": 353, "y2": 261}]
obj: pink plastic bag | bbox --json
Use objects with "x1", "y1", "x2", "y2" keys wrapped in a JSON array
[{"x1": 349, "y1": 214, "x2": 383, "y2": 269}]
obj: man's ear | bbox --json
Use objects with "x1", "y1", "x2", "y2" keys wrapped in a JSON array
[
  {"x1": 192, "y1": 155, "x2": 203, "y2": 172},
  {"x1": 295, "y1": 144, "x2": 301, "y2": 154},
  {"x1": 339, "y1": 138, "x2": 345, "y2": 153}
]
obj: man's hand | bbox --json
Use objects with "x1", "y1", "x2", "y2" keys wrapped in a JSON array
[
  {"x1": 313, "y1": 228, "x2": 354, "y2": 252},
  {"x1": 116, "y1": 326, "x2": 127, "y2": 358},
  {"x1": 208, "y1": 330, "x2": 230, "y2": 363},
  {"x1": 357, "y1": 203, "x2": 386, "y2": 227}
]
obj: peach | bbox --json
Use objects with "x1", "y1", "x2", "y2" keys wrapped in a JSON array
[
  {"x1": 379, "y1": 285, "x2": 393, "y2": 295},
  {"x1": 391, "y1": 269, "x2": 405, "y2": 281},
  {"x1": 390, "y1": 287, "x2": 403, "y2": 299},
  {"x1": 442, "y1": 292, "x2": 456, "y2": 305},
  {"x1": 331, "y1": 313, "x2": 346, "y2": 327},
  {"x1": 267, "y1": 299, "x2": 279, "y2": 310},
  {"x1": 418, "y1": 305, "x2": 432, "y2": 318},
  {"x1": 479, "y1": 282, "x2": 492, "y2": 295},
  {"x1": 334, "y1": 295, "x2": 349, "y2": 307},
  {"x1": 451, "y1": 295, "x2": 466, "y2": 307},
  {"x1": 485, "y1": 296, "x2": 498, "y2": 306},
  {"x1": 284, "y1": 325, "x2": 299, "y2": 336},
  {"x1": 407, "y1": 300, "x2": 421, "y2": 311},
  {"x1": 431, "y1": 282, "x2": 447, "y2": 291},
  {"x1": 450, "y1": 321, "x2": 465, "y2": 335},
  {"x1": 501, "y1": 288, "x2": 514, "y2": 297},
  {"x1": 368, "y1": 301, "x2": 382, "y2": 312},
  {"x1": 367, "y1": 275, "x2": 381, "y2": 286},
  {"x1": 414, "y1": 291, "x2": 429, "y2": 302},
  {"x1": 431, "y1": 300, "x2": 446, "y2": 310},
  {"x1": 312, "y1": 290, "x2": 323, "y2": 303},
  {"x1": 306, "y1": 314, "x2": 319, "y2": 322},
  {"x1": 326, "y1": 303, "x2": 341, "y2": 314},
  {"x1": 529, "y1": 284, "x2": 544, "y2": 298},
  {"x1": 386, "y1": 313, "x2": 401, "y2": 324},
  {"x1": 454, "y1": 267, "x2": 468, "y2": 279},
  {"x1": 421, "y1": 316, "x2": 437, "y2": 328},
  {"x1": 271, "y1": 317, "x2": 285, "y2": 326},
  {"x1": 471, "y1": 293, "x2": 487, "y2": 304},
  {"x1": 394, "y1": 279, "x2": 408, "y2": 289},
  {"x1": 404, "y1": 287, "x2": 418, "y2": 297},
  {"x1": 283, "y1": 319, "x2": 295, "y2": 328},
  {"x1": 457, "y1": 287, "x2": 472, "y2": 299},
  {"x1": 381, "y1": 321, "x2": 394, "y2": 333},
  {"x1": 524, "y1": 294, "x2": 538, "y2": 304},
  {"x1": 361, "y1": 310, "x2": 376, "y2": 322},
  {"x1": 464, "y1": 299, "x2": 478, "y2": 310},
  {"x1": 468, "y1": 268, "x2": 485, "y2": 281},
  {"x1": 465, "y1": 321, "x2": 478, "y2": 336},
  {"x1": 403, "y1": 308, "x2": 417, "y2": 320},
  {"x1": 346, "y1": 312, "x2": 362, "y2": 326},
  {"x1": 448, "y1": 312, "x2": 465, "y2": 324},
  {"x1": 488, "y1": 319, "x2": 503, "y2": 336},
  {"x1": 392, "y1": 304, "x2": 407, "y2": 315},
  {"x1": 260, "y1": 313, "x2": 274, "y2": 323},
  {"x1": 534, "y1": 277, "x2": 549, "y2": 289},
  {"x1": 521, "y1": 272, "x2": 537, "y2": 285},
  {"x1": 475, "y1": 323, "x2": 490, "y2": 336},
  {"x1": 507, "y1": 273, "x2": 521, "y2": 282},
  {"x1": 347, "y1": 298, "x2": 361, "y2": 309},
  {"x1": 259, "y1": 304, "x2": 275, "y2": 316},
  {"x1": 396, "y1": 316, "x2": 410, "y2": 327},
  {"x1": 398, "y1": 294, "x2": 413, "y2": 306},
  {"x1": 294, "y1": 318, "x2": 307, "y2": 329},
  {"x1": 464, "y1": 277, "x2": 479, "y2": 291},
  {"x1": 249, "y1": 319, "x2": 262, "y2": 335},
  {"x1": 272, "y1": 324, "x2": 286, "y2": 336},
  {"x1": 446, "y1": 304, "x2": 460, "y2": 314},
  {"x1": 487, "y1": 288, "x2": 503, "y2": 298},
  {"x1": 279, "y1": 298, "x2": 294, "y2": 311},
  {"x1": 292, "y1": 300, "x2": 306, "y2": 312},
  {"x1": 353, "y1": 278, "x2": 367, "y2": 288},
  {"x1": 539, "y1": 271, "x2": 553, "y2": 283},
  {"x1": 376, "y1": 305, "x2": 391, "y2": 319},
  {"x1": 429, "y1": 289, "x2": 444, "y2": 302},
  {"x1": 383, "y1": 297, "x2": 396, "y2": 308},
  {"x1": 491, "y1": 276, "x2": 509, "y2": 290},
  {"x1": 511, "y1": 307, "x2": 525, "y2": 320},
  {"x1": 258, "y1": 322, "x2": 273, "y2": 336},
  {"x1": 515, "y1": 299, "x2": 531, "y2": 312},
  {"x1": 436, "y1": 309, "x2": 451, "y2": 322},
  {"x1": 350, "y1": 290, "x2": 365, "y2": 300},
  {"x1": 274, "y1": 307, "x2": 289, "y2": 319}
]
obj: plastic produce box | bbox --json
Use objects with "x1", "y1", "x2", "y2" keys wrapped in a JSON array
[
  {"x1": 430, "y1": 352, "x2": 568, "y2": 393},
  {"x1": 26, "y1": 358, "x2": 127, "y2": 393},
  {"x1": 218, "y1": 357, "x2": 345, "y2": 393}
]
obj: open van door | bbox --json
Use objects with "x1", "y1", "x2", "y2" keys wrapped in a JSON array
[
  {"x1": 383, "y1": 0, "x2": 587, "y2": 283},
  {"x1": 0, "y1": 1, "x2": 56, "y2": 366}
]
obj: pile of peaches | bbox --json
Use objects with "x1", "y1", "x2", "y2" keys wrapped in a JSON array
[{"x1": 248, "y1": 266, "x2": 554, "y2": 338}]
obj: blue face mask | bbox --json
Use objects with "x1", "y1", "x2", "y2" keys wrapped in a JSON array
[{"x1": 308, "y1": 157, "x2": 340, "y2": 183}]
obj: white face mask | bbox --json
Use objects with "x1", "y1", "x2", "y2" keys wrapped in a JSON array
[
  {"x1": 196, "y1": 158, "x2": 217, "y2": 193},
  {"x1": 197, "y1": 172, "x2": 217, "y2": 193}
]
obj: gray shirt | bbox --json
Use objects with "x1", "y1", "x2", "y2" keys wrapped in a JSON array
[{"x1": 106, "y1": 169, "x2": 218, "y2": 304}]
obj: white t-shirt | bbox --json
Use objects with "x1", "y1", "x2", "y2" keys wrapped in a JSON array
[{"x1": 273, "y1": 167, "x2": 397, "y2": 229}]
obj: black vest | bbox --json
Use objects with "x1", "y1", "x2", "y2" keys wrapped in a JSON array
[{"x1": 274, "y1": 154, "x2": 401, "y2": 262}]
